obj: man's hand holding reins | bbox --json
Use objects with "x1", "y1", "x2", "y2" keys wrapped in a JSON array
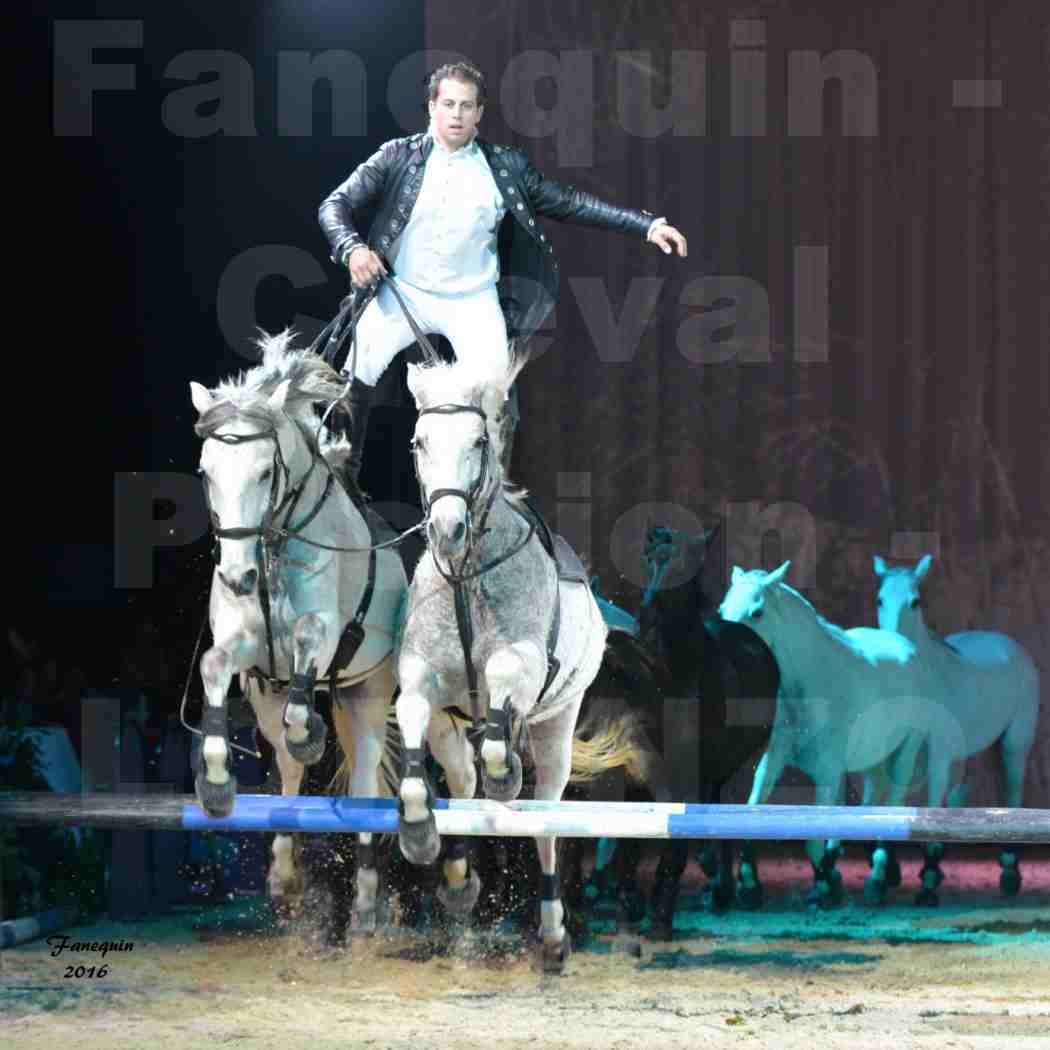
[{"x1": 347, "y1": 245, "x2": 388, "y2": 288}]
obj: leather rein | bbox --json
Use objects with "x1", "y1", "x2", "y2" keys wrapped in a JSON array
[{"x1": 411, "y1": 402, "x2": 561, "y2": 741}]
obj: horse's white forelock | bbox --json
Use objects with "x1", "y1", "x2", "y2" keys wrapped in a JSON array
[
  {"x1": 411, "y1": 354, "x2": 526, "y2": 489},
  {"x1": 257, "y1": 328, "x2": 298, "y2": 368},
  {"x1": 205, "y1": 328, "x2": 344, "y2": 432}
]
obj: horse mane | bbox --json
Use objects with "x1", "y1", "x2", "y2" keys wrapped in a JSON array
[
  {"x1": 774, "y1": 581, "x2": 912, "y2": 663},
  {"x1": 409, "y1": 350, "x2": 529, "y2": 502},
  {"x1": 194, "y1": 329, "x2": 347, "y2": 440},
  {"x1": 775, "y1": 581, "x2": 867, "y2": 648}
]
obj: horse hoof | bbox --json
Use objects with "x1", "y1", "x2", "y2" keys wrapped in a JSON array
[
  {"x1": 807, "y1": 872, "x2": 845, "y2": 910},
  {"x1": 1000, "y1": 868, "x2": 1022, "y2": 897},
  {"x1": 915, "y1": 888, "x2": 940, "y2": 907},
  {"x1": 645, "y1": 919, "x2": 674, "y2": 942},
  {"x1": 482, "y1": 750, "x2": 523, "y2": 803},
  {"x1": 194, "y1": 770, "x2": 237, "y2": 818},
  {"x1": 399, "y1": 811, "x2": 441, "y2": 866},
  {"x1": 735, "y1": 882, "x2": 764, "y2": 911},
  {"x1": 284, "y1": 711, "x2": 327, "y2": 766},
  {"x1": 619, "y1": 886, "x2": 648, "y2": 927},
  {"x1": 269, "y1": 893, "x2": 298, "y2": 925},
  {"x1": 702, "y1": 879, "x2": 735, "y2": 914},
  {"x1": 436, "y1": 868, "x2": 482, "y2": 917},
  {"x1": 350, "y1": 908, "x2": 377, "y2": 937},
  {"x1": 864, "y1": 875, "x2": 888, "y2": 907},
  {"x1": 533, "y1": 935, "x2": 571, "y2": 975}
]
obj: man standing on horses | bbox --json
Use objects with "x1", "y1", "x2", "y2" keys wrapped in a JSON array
[{"x1": 318, "y1": 60, "x2": 688, "y2": 484}]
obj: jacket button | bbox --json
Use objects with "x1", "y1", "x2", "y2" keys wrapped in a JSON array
[
  {"x1": 500, "y1": 169, "x2": 509, "y2": 177},
  {"x1": 540, "y1": 233, "x2": 545, "y2": 240},
  {"x1": 528, "y1": 219, "x2": 535, "y2": 226},
  {"x1": 408, "y1": 165, "x2": 417, "y2": 174},
  {"x1": 516, "y1": 202, "x2": 524, "y2": 210},
  {"x1": 508, "y1": 187, "x2": 516, "y2": 195},
  {"x1": 380, "y1": 237, "x2": 390, "y2": 248}
]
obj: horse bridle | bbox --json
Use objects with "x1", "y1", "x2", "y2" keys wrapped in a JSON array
[
  {"x1": 414, "y1": 404, "x2": 498, "y2": 580},
  {"x1": 197, "y1": 415, "x2": 327, "y2": 571},
  {"x1": 410, "y1": 401, "x2": 539, "y2": 739},
  {"x1": 201, "y1": 414, "x2": 340, "y2": 689}
]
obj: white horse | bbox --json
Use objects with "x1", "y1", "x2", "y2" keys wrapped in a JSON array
[
  {"x1": 873, "y1": 554, "x2": 1040, "y2": 902},
  {"x1": 189, "y1": 333, "x2": 408, "y2": 931},
  {"x1": 719, "y1": 562, "x2": 938, "y2": 906},
  {"x1": 393, "y1": 354, "x2": 633, "y2": 973}
]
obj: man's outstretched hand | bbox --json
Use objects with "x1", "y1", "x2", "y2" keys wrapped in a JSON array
[{"x1": 649, "y1": 224, "x2": 688, "y2": 257}]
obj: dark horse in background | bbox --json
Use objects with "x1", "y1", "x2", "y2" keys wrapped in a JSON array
[{"x1": 579, "y1": 524, "x2": 781, "y2": 939}]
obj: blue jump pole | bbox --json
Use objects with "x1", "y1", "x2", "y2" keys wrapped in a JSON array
[{"x1": 1, "y1": 793, "x2": 1048, "y2": 844}]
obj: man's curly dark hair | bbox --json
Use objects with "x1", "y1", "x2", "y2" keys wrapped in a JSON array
[{"x1": 426, "y1": 61, "x2": 487, "y2": 106}]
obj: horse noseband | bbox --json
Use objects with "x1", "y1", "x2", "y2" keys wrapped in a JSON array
[{"x1": 200, "y1": 423, "x2": 298, "y2": 567}]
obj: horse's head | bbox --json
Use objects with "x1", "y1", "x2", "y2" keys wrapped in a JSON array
[
  {"x1": 190, "y1": 334, "x2": 343, "y2": 596},
  {"x1": 718, "y1": 561, "x2": 791, "y2": 639},
  {"x1": 639, "y1": 522, "x2": 719, "y2": 608},
  {"x1": 873, "y1": 553, "x2": 931, "y2": 633},
  {"x1": 637, "y1": 522, "x2": 719, "y2": 661},
  {"x1": 406, "y1": 358, "x2": 517, "y2": 568}
]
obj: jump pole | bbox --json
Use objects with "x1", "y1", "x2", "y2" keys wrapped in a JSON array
[{"x1": 2, "y1": 793, "x2": 1048, "y2": 843}]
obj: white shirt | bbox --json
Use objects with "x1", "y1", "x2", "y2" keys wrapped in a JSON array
[{"x1": 389, "y1": 128, "x2": 506, "y2": 296}]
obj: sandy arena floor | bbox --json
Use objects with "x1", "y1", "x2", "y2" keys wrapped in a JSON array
[{"x1": 3, "y1": 847, "x2": 1049, "y2": 1049}]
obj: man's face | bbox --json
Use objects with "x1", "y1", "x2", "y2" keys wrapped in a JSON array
[{"x1": 428, "y1": 77, "x2": 483, "y2": 148}]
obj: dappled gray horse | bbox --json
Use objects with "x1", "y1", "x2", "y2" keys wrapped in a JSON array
[{"x1": 393, "y1": 354, "x2": 633, "y2": 973}]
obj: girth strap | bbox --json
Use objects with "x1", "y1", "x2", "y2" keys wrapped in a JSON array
[
  {"x1": 452, "y1": 580, "x2": 482, "y2": 733},
  {"x1": 329, "y1": 542, "x2": 378, "y2": 698}
]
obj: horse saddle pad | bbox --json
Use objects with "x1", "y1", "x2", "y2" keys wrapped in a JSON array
[{"x1": 516, "y1": 496, "x2": 588, "y2": 585}]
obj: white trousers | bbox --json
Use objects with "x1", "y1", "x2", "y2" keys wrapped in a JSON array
[{"x1": 347, "y1": 278, "x2": 510, "y2": 387}]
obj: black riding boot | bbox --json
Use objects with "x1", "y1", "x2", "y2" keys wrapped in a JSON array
[
  {"x1": 499, "y1": 382, "x2": 520, "y2": 477},
  {"x1": 343, "y1": 377, "x2": 375, "y2": 493}
]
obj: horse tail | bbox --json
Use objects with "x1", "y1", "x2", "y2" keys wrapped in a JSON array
[{"x1": 569, "y1": 708, "x2": 651, "y2": 786}]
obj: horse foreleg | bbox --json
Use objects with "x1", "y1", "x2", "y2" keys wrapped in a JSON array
[
  {"x1": 806, "y1": 778, "x2": 846, "y2": 909},
  {"x1": 283, "y1": 612, "x2": 334, "y2": 765},
  {"x1": 864, "y1": 738, "x2": 916, "y2": 904},
  {"x1": 735, "y1": 740, "x2": 789, "y2": 910},
  {"x1": 480, "y1": 641, "x2": 545, "y2": 803},
  {"x1": 327, "y1": 678, "x2": 388, "y2": 935},
  {"x1": 427, "y1": 712, "x2": 482, "y2": 917},
  {"x1": 395, "y1": 654, "x2": 440, "y2": 865},
  {"x1": 527, "y1": 695, "x2": 583, "y2": 975},
  {"x1": 247, "y1": 681, "x2": 307, "y2": 915},
  {"x1": 649, "y1": 840, "x2": 689, "y2": 940},
  {"x1": 196, "y1": 636, "x2": 255, "y2": 817}
]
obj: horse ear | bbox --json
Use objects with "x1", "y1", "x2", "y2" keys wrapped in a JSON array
[
  {"x1": 873, "y1": 554, "x2": 888, "y2": 577},
  {"x1": 731, "y1": 565, "x2": 744, "y2": 583},
  {"x1": 190, "y1": 382, "x2": 215, "y2": 417},
  {"x1": 915, "y1": 553, "x2": 933, "y2": 580},
  {"x1": 766, "y1": 560, "x2": 791, "y2": 585},
  {"x1": 267, "y1": 378, "x2": 291, "y2": 413}
]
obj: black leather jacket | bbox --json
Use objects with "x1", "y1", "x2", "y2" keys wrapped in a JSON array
[{"x1": 318, "y1": 133, "x2": 656, "y2": 344}]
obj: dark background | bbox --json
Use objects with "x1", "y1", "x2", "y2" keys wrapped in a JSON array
[{"x1": 12, "y1": 1, "x2": 1050, "y2": 805}]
